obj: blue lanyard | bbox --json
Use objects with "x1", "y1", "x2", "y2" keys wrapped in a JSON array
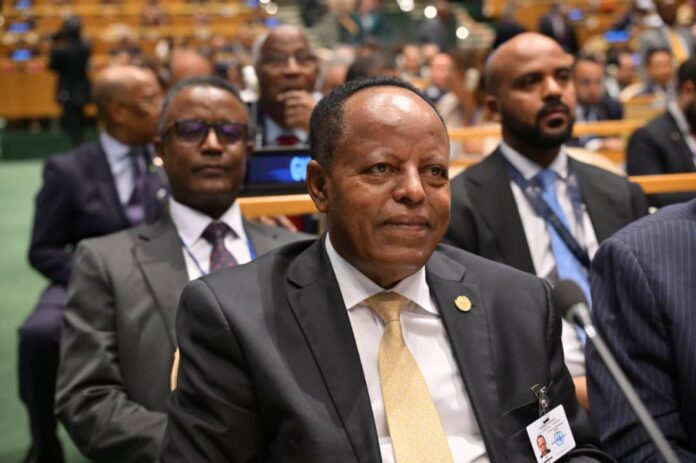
[
  {"x1": 179, "y1": 232, "x2": 257, "y2": 277},
  {"x1": 505, "y1": 159, "x2": 591, "y2": 269}
]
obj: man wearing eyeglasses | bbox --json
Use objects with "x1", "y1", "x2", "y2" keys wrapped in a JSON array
[
  {"x1": 19, "y1": 65, "x2": 166, "y2": 463},
  {"x1": 55, "y1": 76, "x2": 311, "y2": 462},
  {"x1": 253, "y1": 25, "x2": 320, "y2": 146}
]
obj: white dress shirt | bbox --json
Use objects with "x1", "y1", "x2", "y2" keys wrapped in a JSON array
[
  {"x1": 325, "y1": 235, "x2": 489, "y2": 463},
  {"x1": 169, "y1": 199, "x2": 252, "y2": 280},
  {"x1": 263, "y1": 114, "x2": 308, "y2": 145},
  {"x1": 500, "y1": 141, "x2": 598, "y2": 376},
  {"x1": 100, "y1": 131, "x2": 149, "y2": 206}
]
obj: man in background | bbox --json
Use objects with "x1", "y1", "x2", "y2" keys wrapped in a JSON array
[
  {"x1": 252, "y1": 25, "x2": 320, "y2": 146},
  {"x1": 55, "y1": 76, "x2": 309, "y2": 462},
  {"x1": 19, "y1": 65, "x2": 166, "y2": 463},
  {"x1": 626, "y1": 55, "x2": 696, "y2": 207},
  {"x1": 445, "y1": 33, "x2": 647, "y2": 410}
]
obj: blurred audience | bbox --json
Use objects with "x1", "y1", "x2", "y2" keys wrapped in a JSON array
[
  {"x1": 19, "y1": 65, "x2": 166, "y2": 463},
  {"x1": 418, "y1": 0, "x2": 458, "y2": 52},
  {"x1": 639, "y1": 0, "x2": 695, "y2": 65},
  {"x1": 539, "y1": 3, "x2": 579, "y2": 55},
  {"x1": 626, "y1": 55, "x2": 696, "y2": 207},
  {"x1": 605, "y1": 50, "x2": 639, "y2": 99},
  {"x1": 167, "y1": 48, "x2": 215, "y2": 88},
  {"x1": 621, "y1": 47, "x2": 676, "y2": 104},
  {"x1": 345, "y1": 50, "x2": 397, "y2": 81}
]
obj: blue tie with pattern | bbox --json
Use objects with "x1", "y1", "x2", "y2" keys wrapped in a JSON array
[
  {"x1": 202, "y1": 222, "x2": 238, "y2": 272},
  {"x1": 535, "y1": 169, "x2": 590, "y2": 343}
]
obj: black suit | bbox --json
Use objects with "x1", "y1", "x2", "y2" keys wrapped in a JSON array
[
  {"x1": 56, "y1": 214, "x2": 310, "y2": 462},
  {"x1": 49, "y1": 38, "x2": 91, "y2": 147},
  {"x1": 162, "y1": 236, "x2": 611, "y2": 462},
  {"x1": 626, "y1": 111, "x2": 696, "y2": 207},
  {"x1": 539, "y1": 13, "x2": 579, "y2": 55},
  {"x1": 19, "y1": 139, "x2": 167, "y2": 462},
  {"x1": 445, "y1": 148, "x2": 647, "y2": 275}
]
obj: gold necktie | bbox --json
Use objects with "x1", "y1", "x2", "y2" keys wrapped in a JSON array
[
  {"x1": 365, "y1": 292, "x2": 452, "y2": 463},
  {"x1": 670, "y1": 30, "x2": 688, "y2": 63}
]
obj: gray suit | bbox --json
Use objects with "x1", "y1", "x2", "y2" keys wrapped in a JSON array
[{"x1": 55, "y1": 213, "x2": 311, "y2": 463}]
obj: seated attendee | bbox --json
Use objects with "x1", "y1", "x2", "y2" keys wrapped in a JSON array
[
  {"x1": 167, "y1": 48, "x2": 214, "y2": 87},
  {"x1": 161, "y1": 76, "x2": 611, "y2": 462},
  {"x1": 621, "y1": 47, "x2": 676, "y2": 105},
  {"x1": 19, "y1": 65, "x2": 165, "y2": 463},
  {"x1": 445, "y1": 33, "x2": 647, "y2": 410},
  {"x1": 639, "y1": 0, "x2": 695, "y2": 65},
  {"x1": 538, "y1": 3, "x2": 579, "y2": 55},
  {"x1": 570, "y1": 54, "x2": 624, "y2": 151},
  {"x1": 345, "y1": 50, "x2": 399, "y2": 81},
  {"x1": 605, "y1": 50, "x2": 638, "y2": 100},
  {"x1": 251, "y1": 25, "x2": 320, "y2": 147},
  {"x1": 55, "y1": 76, "x2": 311, "y2": 463},
  {"x1": 588, "y1": 198, "x2": 696, "y2": 462},
  {"x1": 626, "y1": 55, "x2": 696, "y2": 207}
]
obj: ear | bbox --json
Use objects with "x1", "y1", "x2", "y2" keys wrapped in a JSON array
[
  {"x1": 485, "y1": 95, "x2": 501, "y2": 123},
  {"x1": 245, "y1": 141, "x2": 255, "y2": 161},
  {"x1": 306, "y1": 160, "x2": 329, "y2": 213}
]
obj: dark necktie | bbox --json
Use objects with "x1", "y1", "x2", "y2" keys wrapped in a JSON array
[
  {"x1": 275, "y1": 133, "x2": 300, "y2": 146},
  {"x1": 202, "y1": 222, "x2": 238, "y2": 272},
  {"x1": 124, "y1": 147, "x2": 147, "y2": 225}
]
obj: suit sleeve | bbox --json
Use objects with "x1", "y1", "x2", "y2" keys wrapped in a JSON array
[
  {"x1": 587, "y1": 238, "x2": 696, "y2": 462},
  {"x1": 28, "y1": 156, "x2": 75, "y2": 286},
  {"x1": 55, "y1": 242, "x2": 167, "y2": 463},
  {"x1": 626, "y1": 129, "x2": 696, "y2": 208},
  {"x1": 161, "y1": 279, "x2": 266, "y2": 462}
]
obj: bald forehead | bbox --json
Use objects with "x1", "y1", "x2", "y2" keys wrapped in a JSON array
[
  {"x1": 486, "y1": 33, "x2": 570, "y2": 93},
  {"x1": 263, "y1": 26, "x2": 309, "y2": 51}
]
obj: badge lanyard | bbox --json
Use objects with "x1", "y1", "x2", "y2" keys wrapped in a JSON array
[
  {"x1": 179, "y1": 234, "x2": 257, "y2": 277},
  {"x1": 505, "y1": 160, "x2": 591, "y2": 270}
]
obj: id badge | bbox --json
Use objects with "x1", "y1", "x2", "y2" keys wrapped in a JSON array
[{"x1": 526, "y1": 405, "x2": 576, "y2": 463}]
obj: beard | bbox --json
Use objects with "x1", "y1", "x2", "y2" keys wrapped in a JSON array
[{"x1": 500, "y1": 101, "x2": 575, "y2": 149}]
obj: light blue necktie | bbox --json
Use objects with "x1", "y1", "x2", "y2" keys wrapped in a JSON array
[{"x1": 535, "y1": 169, "x2": 590, "y2": 344}]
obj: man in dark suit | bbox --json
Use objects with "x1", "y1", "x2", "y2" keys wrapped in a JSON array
[
  {"x1": 538, "y1": 3, "x2": 578, "y2": 55},
  {"x1": 587, "y1": 198, "x2": 696, "y2": 462},
  {"x1": 161, "y1": 76, "x2": 611, "y2": 462},
  {"x1": 570, "y1": 54, "x2": 624, "y2": 151},
  {"x1": 19, "y1": 65, "x2": 166, "y2": 463},
  {"x1": 445, "y1": 33, "x2": 647, "y2": 410},
  {"x1": 49, "y1": 16, "x2": 91, "y2": 147},
  {"x1": 626, "y1": 55, "x2": 696, "y2": 208},
  {"x1": 251, "y1": 25, "x2": 320, "y2": 147},
  {"x1": 55, "y1": 76, "x2": 310, "y2": 463}
]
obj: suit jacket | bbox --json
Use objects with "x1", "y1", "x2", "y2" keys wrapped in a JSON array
[
  {"x1": 28, "y1": 139, "x2": 167, "y2": 287},
  {"x1": 161, "y1": 236, "x2": 611, "y2": 462},
  {"x1": 445, "y1": 148, "x2": 648, "y2": 275},
  {"x1": 587, "y1": 199, "x2": 696, "y2": 462},
  {"x1": 626, "y1": 111, "x2": 696, "y2": 208},
  {"x1": 55, "y1": 213, "x2": 311, "y2": 463}
]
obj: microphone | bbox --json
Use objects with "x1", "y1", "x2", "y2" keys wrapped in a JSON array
[{"x1": 551, "y1": 280, "x2": 680, "y2": 463}]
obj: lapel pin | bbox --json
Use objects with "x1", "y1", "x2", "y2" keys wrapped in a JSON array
[
  {"x1": 455, "y1": 296, "x2": 472, "y2": 312},
  {"x1": 672, "y1": 131, "x2": 680, "y2": 142},
  {"x1": 152, "y1": 156, "x2": 164, "y2": 167}
]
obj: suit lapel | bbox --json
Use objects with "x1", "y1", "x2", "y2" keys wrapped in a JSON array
[
  {"x1": 464, "y1": 149, "x2": 536, "y2": 273},
  {"x1": 243, "y1": 219, "x2": 283, "y2": 256},
  {"x1": 572, "y1": 159, "x2": 629, "y2": 243},
  {"x1": 83, "y1": 141, "x2": 130, "y2": 226},
  {"x1": 133, "y1": 215, "x2": 189, "y2": 346},
  {"x1": 427, "y1": 251, "x2": 506, "y2": 463},
  {"x1": 285, "y1": 237, "x2": 380, "y2": 463}
]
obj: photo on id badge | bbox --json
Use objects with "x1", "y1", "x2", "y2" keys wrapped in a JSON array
[{"x1": 526, "y1": 405, "x2": 576, "y2": 463}]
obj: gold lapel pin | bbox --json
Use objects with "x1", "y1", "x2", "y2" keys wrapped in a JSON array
[{"x1": 455, "y1": 296, "x2": 472, "y2": 312}]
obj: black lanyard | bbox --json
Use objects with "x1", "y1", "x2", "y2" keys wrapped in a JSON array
[{"x1": 505, "y1": 159, "x2": 591, "y2": 270}]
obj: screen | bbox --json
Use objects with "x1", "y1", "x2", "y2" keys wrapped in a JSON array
[
  {"x1": 604, "y1": 30, "x2": 630, "y2": 43},
  {"x1": 568, "y1": 9, "x2": 583, "y2": 21},
  {"x1": 240, "y1": 147, "x2": 311, "y2": 196},
  {"x1": 11, "y1": 49, "x2": 32, "y2": 62},
  {"x1": 8, "y1": 22, "x2": 31, "y2": 34}
]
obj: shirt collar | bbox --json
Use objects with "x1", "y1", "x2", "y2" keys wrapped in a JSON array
[
  {"x1": 499, "y1": 140, "x2": 569, "y2": 181},
  {"x1": 99, "y1": 131, "x2": 132, "y2": 164},
  {"x1": 324, "y1": 234, "x2": 437, "y2": 315},
  {"x1": 263, "y1": 114, "x2": 308, "y2": 144},
  {"x1": 168, "y1": 198, "x2": 248, "y2": 247}
]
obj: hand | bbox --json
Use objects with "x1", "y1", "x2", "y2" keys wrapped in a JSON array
[{"x1": 278, "y1": 90, "x2": 316, "y2": 132}]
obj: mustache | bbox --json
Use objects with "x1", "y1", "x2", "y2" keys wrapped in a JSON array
[{"x1": 537, "y1": 102, "x2": 571, "y2": 118}]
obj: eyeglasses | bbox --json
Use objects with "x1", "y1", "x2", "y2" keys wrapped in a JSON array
[
  {"x1": 162, "y1": 120, "x2": 248, "y2": 145},
  {"x1": 260, "y1": 52, "x2": 318, "y2": 70}
]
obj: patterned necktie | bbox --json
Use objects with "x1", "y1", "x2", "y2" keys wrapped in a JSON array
[
  {"x1": 364, "y1": 292, "x2": 452, "y2": 463},
  {"x1": 202, "y1": 222, "x2": 238, "y2": 272},
  {"x1": 535, "y1": 169, "x2": 590, "y2": 343},
  {"x1": 124, "y1": 147, "x2": 147, "y2": 225}
]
